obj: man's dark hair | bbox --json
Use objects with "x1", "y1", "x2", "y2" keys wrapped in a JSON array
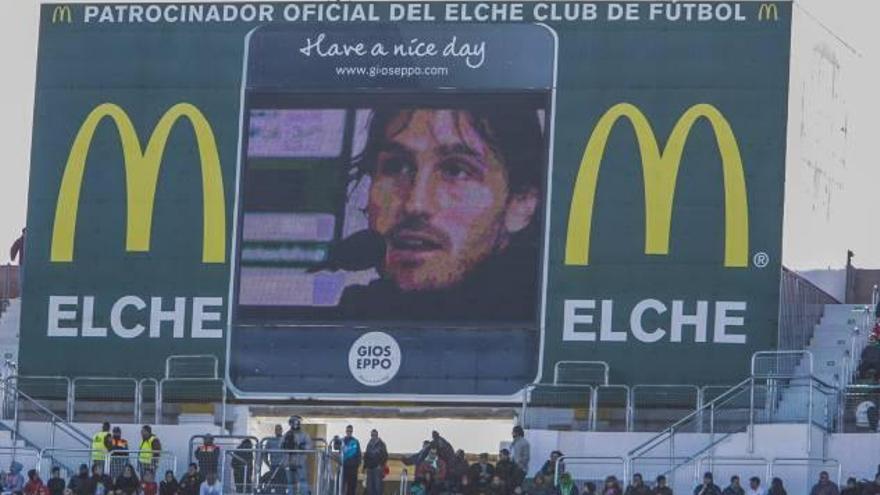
[
  {"x1": 750, "y1": 477, "x2": 760, "y2": 484},
  {"x1": 102, "y1": 422, "x2": 111, "y2": 431},
  {"x1": 656, "y1": 476, "x2": 666, "y2": 483},
  {"x1": 353, "y1": 106, "x2": 545, "y2": 198},
  {"x1": 513, "y1": 426, "x2": 524, "y2": 437}
]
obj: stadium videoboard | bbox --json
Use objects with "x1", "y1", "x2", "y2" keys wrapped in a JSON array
[{"x1": 22, "y1": 1, "x2": 792, "y2": 398}]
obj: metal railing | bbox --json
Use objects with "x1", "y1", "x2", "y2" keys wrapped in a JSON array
[
  {"x1": 553, "y1": 361, "x2": 610, "y2": 386},
  {"x1": 219, "y1": 447, "x2": 342, "y2": 495},
  {"x1": 39, "y1": 448, "x2": 177, "y2": 480},
  {"x1": 520, "y1": 384, "x2": 592, "y2": 430},
  {"x1": 778, "y1": 268, "x2": 838, "y2": 352},
  {"x1": 189, "y1": 434, "x2": 259, "y2": 465},
  {"x1": 553, "y1": 456, "x2": 625, "y2": 487},
  {"x1": 593, "y1": 385, "x2": 631, "y2": 432},
  {"x1": 631, "y1": 385, "x2": 700, "y2": 433},
  {"x1": 158, "y1": 377, "x2": 227, "y2": 426},
  {"x1": 70, "y1": 377, "x2": 139, "y2": 423},
  {"x1": 166, "y1": 355, "x2": 219, "y2": 379},
  {"x1": 138, "y1": 378, "x2": 160, "y2": 424}
]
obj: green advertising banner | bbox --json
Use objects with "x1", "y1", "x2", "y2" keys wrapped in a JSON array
[{"x1": 21, "y1": 1, "x2": 792, "y2": 398}]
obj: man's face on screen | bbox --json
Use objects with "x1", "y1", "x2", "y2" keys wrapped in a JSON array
[{"x1": 367, "y1": 109, "x2": 535, "y2": 291}]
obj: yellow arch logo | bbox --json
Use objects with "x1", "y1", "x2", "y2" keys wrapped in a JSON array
[
  {"x1": 564, "y1": 103, "x2": 749, "y2": 268},
  {"x1": 758, "y1": 3, "x2": 779, "y2": 21},
  {"x1": 50, "y1": 103, "x2": 226, "y2": 263},
  {"x1": 51, "y1": 5, "x2": 72, "y2": 23}
]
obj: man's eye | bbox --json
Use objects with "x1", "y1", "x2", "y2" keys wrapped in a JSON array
[
  {"x1": 439, "y1": 161, "x2": 477, "y2": 181},
  {"x1": 378, "y1": 157, "x2": 414, "y2": 177}
]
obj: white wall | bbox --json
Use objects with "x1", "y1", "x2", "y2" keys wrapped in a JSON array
[{"x1": 782, "y1": 3, "x2": 880, "y2": 299}]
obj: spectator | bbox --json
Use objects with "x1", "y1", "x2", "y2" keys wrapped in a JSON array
[
  {"x1": 423, "y1": 471, "x2": 440, "y2": 495},
  {"x1": 264, "y1": 424, "x2": 285, "y2": 482},
  {"x1": 810, "y1": 472, "x2": 839, "y2": 495},
  {"x1": 469, "y1": 453, "x2": 494, "y2": 491},
  {"x1": 47, "y1": 468, "x2": 64, "y2": 495},
  {"x1": 178, "y1": 464, "x2": 202, "y2": 495},
  {"x1": 159, "y1": 471, "x2": 178, "y2": 495},
  {"x1": 138, "y1": 425, "x2": 162, "y2": 476},
  {"x1": 511, "y1": 426, "x2": 530, "y2": 475},
  {"x1": 625, "y1": 474, "x2": 651, "y2": 495},
  {"x1": 412, "y1": 476, "x2": 427, "y2": 495},
  {"x1": 431, "y1": 431, "x2": 455, "y2": 465},
  {"x1": 746, "y1": 477, "x2": 764, "y2": 495},
  {"x1": 496, "y1": 448, "x2": 525, "y2": 491},
  {"x1": 140, "y1": 470, "x2": 158, "y2": 495},
  {"x1": 23, "y1": 469, "x2": 46, "y2": 495},
  {"x1": 722, "y1": 476, "x2": 743, "y2": 495},
  {"x1": 526, "y1": 475, "x2": 553, "y2": 495},
  {"x1": 230, "y1": 438, "x2": 254, "y2": 494},
  {"x1": 767, "y1": 479, "x2": 786, "y2": 495},
  {"x1": 406, "y1": 442, "x2": 432, "y2": 468},
  {"x1": 198, "y1": 472, "x2": 221, "y2": 495},
  {"x1": 447, "y1": 450, "x2": 470, "y2": 492},
  {"x1": 584, "y1": 482, "x2": 597, "y2": 495},
  {"x1": 363, "y1": 429, "x2": 388, "y2": 495},
  {"x1": 194, "y1": 434, "x2": 220, "y2": 477},
  {"x1": 855, "y1": 399, "x2": 879, "y2": 431},
  {"x1": 654, "y1": 476, "x2": 672, "y2": 495},
  {"x1": 694, "y1": 473, "x2": 721, "y2": 495},
  {"x1": 539, "y1": 452, "x2": 564, "y2": 480},
  {"x1": 3, "y1": 462, "x2": 25, "y2": 495},
  {"x1": 114, "y1": 464, "x2": 140, "y2": 495},
  {"x1": 455, "y1": 474, "x2": 475, "y2": 495},
  {"x1": 108, "y1": 427, "x2": 130, "y2": 479},
  {"x1": 283, "y1": 415, "x2": 314, "y2": 495},
  {"x1": 417, "y1": 447, "x2": 448, "y2": 486},
  {"x1": 67, "y1": 465, "x2": 92, "y2": 495},
  {"x1": 9, "y1": 228, "x2": 25, "y2": 266},
  {"x1": 841, "y1": 478, "x2": 858, "y2": 495},
  {"x1": 91, "y1": 464, "x2": 112, "y2": 495},
  {"x1": 341, "y1": 425, "x2": 362, "y2": 495},
  {"x1": 862, "y1": 474, "x2": 880, "y2": 495},
  {"x1": 557, "y1": 473, "x2": 577, "y2": 495},
  {"x1": 602, "y1": 476, "x2": 622, "y2": 495}
]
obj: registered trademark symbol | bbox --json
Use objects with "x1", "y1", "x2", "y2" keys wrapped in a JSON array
[{"x1": 753, "y1": 252, "x2": 769, "y2": 268}]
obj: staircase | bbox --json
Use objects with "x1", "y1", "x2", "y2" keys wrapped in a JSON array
[{"x1": 772, "y1": 304, "x2": 869, "y2": 424}]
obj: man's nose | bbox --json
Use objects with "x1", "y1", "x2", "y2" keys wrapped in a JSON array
[{"x1": 403, "y1": 167, "x2": 435, "y2": 216}]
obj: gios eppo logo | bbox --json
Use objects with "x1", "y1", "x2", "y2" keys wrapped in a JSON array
[{"x1": 348, "y1": 332, "x2": 402, "y2": 386}]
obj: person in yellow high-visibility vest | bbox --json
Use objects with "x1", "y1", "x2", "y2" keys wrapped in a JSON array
[
  {"x1": 138, "y1": 424, "x2": 162, "y2": 476},
  {"x1": 91, "y1": 422, "x2": 112, "y2": 467}
]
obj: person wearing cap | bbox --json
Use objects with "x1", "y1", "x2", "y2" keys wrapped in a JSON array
[
  {"x1": 91, "y1": 422, "x2": 113, "y2": 467},
  {"x1": 282, "y1": 415, "x2": 314, "y2": 495},
  {"x1": 195, "y1": 434, "x2": 221, "y2": 477},
  {"x1": 109, "y1": 426, "x2": 130, "y2": 479},
  {"x1": 694, "y1": 472, "x2": 722, "y2": 495}
]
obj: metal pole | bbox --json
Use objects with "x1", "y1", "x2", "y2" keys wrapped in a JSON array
[
  {"x1": 807, "y1": 380, "x2": 814, "y2": 453},
  {"x1": 748, "y1": 378, "x2": 755, "y2": 453}
]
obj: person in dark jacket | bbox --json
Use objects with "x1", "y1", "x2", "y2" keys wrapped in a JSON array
[
  {"x1": 723, "y1": 476, "x2": 744, "y2": 495},
  {"x1": 114, "y1": 464, "x2": 140, "y2": 495},
  {"x1": 810, "y1": 472, "x2": 840, "y2": 495},
  {"x1": 602, "y1": 476, "x2": 622, "y2": 495},
  {"x1": 862, "y1": 474, "x2": 880, "y2": 495},
  {"x1": 469, "y1": 453, "x2": 494, "y2": 491},
  {"x1": 654, "y1": 476, "x2": 672, "y2": 495},
  {"x1": 583, "y1": 482, "x2": 597, "y2": 495},
  {"x1": 341, "y1": 425, "x2": 362, "y2": 495},
  {"x1": 447, "y1": 450, "x2": 470, "y2": 493},
  {"x1": 694, "y1": 473, "x2": 722, "y2": 495},
  {"x1": 47, "y1": 467, "x2": 65, "y2": 495},
  {"x1": 159, "y1": 471, "x2": 178, "y2": 495},
  {"x1": 194, "y1": 434, "x2": 221, "y2": 477},
  {"x1": 91, "y1": 463, "x2": 113, "y2": 495},
  {"x1": 496, "y1": 449, "x2": 525, "y2": 492},
  {"x1": 625, "y1": 474, "x2": 652, "y2": 495},
  {"x1": 539, "y1": 452, "x2": 563, "y2": 480},
  {"x1": 767, "y1": 478, "x2": 786, "y2": 495},
  {"x1": 178, "y1": 464, "x2": 202, "y2": 495},
  {"x1": 841, "y1": 478, "x2": 859, "y2": 495},
  {"x1": 231, "y1": 438, "x2": 254, "y2": 494},
  {"x1": 431, "y1": 431, "x2": 455, "y2": 466},
  {"x1": 363, "y1": 429, "x2": 388, "y2": 495},
  {"x1": 68, "y1": 464, "x2": 94, "y2": 495}
]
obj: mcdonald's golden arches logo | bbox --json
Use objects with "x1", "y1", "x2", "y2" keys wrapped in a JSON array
[
  {"x1": 51, "y1": 5, "x2": 72, "y2": 23},
  {"x1": 564, "y1": 103, "x2": 749, "y2": 268},
  {"x1": 50, "y1": 103, "x2": 227, "y2": 264},
  {"x1": 758, "y1": 3, "x2": 779, "y2": 21}
]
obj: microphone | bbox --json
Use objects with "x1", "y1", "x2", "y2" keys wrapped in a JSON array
[{"x1": 307, "y1": 229, "x2": 385, "y2": 272}]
